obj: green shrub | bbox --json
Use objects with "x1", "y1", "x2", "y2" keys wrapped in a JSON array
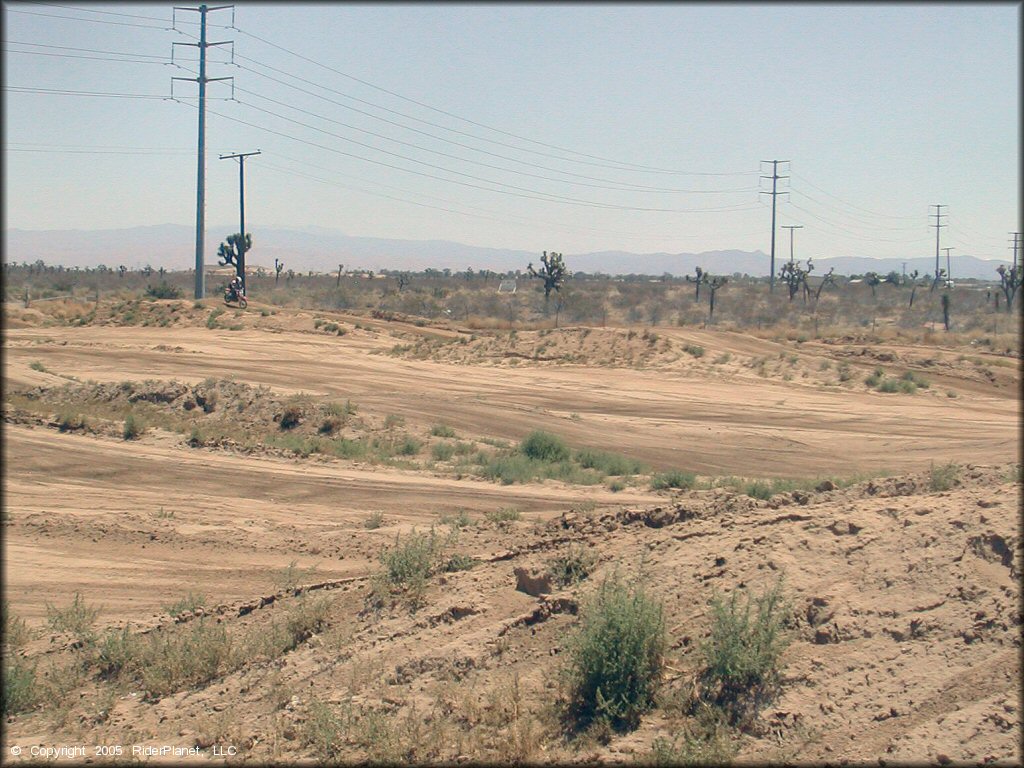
[
  {"x1": 442, "y1": 553, "x2": 477, "y2": 572},
  {"x1": 650, "y1": 470, "x2": 696, "y2": 490},
  {"x1": 29, "y1": 360, "x2": 47, "y2": 372},
  {"x1": 206, "y1": 307, "x2": 224, "y2": 329},
  {"x1": 520, "y1": 430, "x2": 570, "y2": 462},
  {"x1": 439, "y1": 509, "x2": 473, "y2": 529},
  {"x1": 684, "y1": 344, "x2": 705, "y2": 358},
  {"x1": 383, "y1": 413, "x2": 406, "y2": 429},
  {"x1": 397, "y1": 436, "x2": 422, "y2": 456},
  {"x1": 144, "y1": 282, "x2": 182, "y2": 299},
  {"x1": 45, "y1": 592, "x2": 100, "y2": 640},
  {"x1": 576, "y1": 448, "x2": 644, "y2": 476},
  {"x1": 608, "y1": 480, "x2": 625, "y2": 492},
  {"x1": 2, "y1": 603, "x2": 31, "y2": 651},
  {"x1": 484, "y1": 507, "x2": 521, "y2": 524},
  {"x1": 57, "y1": 410, "x2": 87, "y2": 432},
  {"x1": 377, "y1": 529, "x2": 441, "y2": 606},
  {"x1": 929, "y1": 461, "x2": 960, "y2": 492},
  {"x1": 164, "y1": 591, "x2": 207, "y2": 617},
  {"x1": 548, "y1": 545, "x2": 598, "y2": 587},
  {"x1": 713, "y1": 353, "x2": 732, "y2": 365},
  {"x1": 700, "y1": 579, "x2": 789, "y2": 715},
  {"x1": 363, "y1": 511, "x2": 385, "y2": 529},
  {"x1": 2, "y1": 656, "x2": 38, "y2": 715},
  {"x1": 431, "y1": 441, "x2": 456, "y2": 461},
  {"x1": 122, "y1": 412, "x2": 144, "y2": 440},
  {"x1": 329, "y1": 437, "x2": 368, "y2": 460},
  {"x1": 876, "y1": 377, "x2": 902, "y2": 393},
  {"x1": 901, "y1": 370, "x2": 930, "y2": 388},
  {"x1": 564, "y1": 573, "x2": 665, "y2": 731},
  {"x1": 430, "y1": 423, "x2": 456, "y2": 438},
  {"x1": 139, "y1": 620, "x2": 233, "y2": 698}
]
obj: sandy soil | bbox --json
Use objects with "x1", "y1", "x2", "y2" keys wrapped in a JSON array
[{"x1": 2, "y1": 298, "x2": 1020, "y2": 764}]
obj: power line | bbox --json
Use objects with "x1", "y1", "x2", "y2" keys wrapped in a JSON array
[
  {"x1": 4, "y1": 86, "x2": 171, "y2": 99},
  {"x1": 214, "y1": 97, "x2": 761, "y2": 213},
  {"x1": 4, "y1": 7, "x2": 169, "y2": 29},
  {"x1": 2, "y1": 49, "x2": 170, "y2": 64},
  {"x1": 230, "y1": 85, "x2": 757, "y2": 196},
  {"x1": 788, "y1": 172, "x2": 920, "y2": 220},
  {"x1": 231, "y1": 24, "x2": 756, "y2": 178},
  {"x1": 3, "y1": 40, "x2": 170, "y2": 59}
]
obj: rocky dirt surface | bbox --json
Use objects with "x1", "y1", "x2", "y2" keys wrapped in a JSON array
[{"x1": 2, "y1": 298, "x2": 1020, "y2": 764}]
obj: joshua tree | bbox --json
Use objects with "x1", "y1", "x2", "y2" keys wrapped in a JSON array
[
  {"x1": 336, "y1": 264, "x2": 344, "y2": 287},
  {"x1": 707, "y1": 274, "x2": 727, "y2": 323},
  {"x1": 217, "y1": 233, "x2": 252, "y2": 273},
  {"x1": 274, "y1": 258, "x2": 284, "y2": 285},
  {"x1": 686, "y1": 266, "x2": 705, "y2": 300},
  {"x1": 996, "y1": 264, "x2": 1021, "y2": 313},
  {"x1": 907, "y1": 270, "x2": 921, "y2": 308},
  {"x1": 396, "y1": 272, "x2": 411, "y2": 293},
  {"x1": 814, "y1": 266, "x2": 836, "y2": 303},
  {"x1": 779, "y1": 259, "x2": 812, "y2": 302},
  {"x1": 527, "y1": 251, "x2": 570, "y2": 313},
  {"x1": 941, "y1": 292, "x2": 951, "y2": 332},
  {"x1": 864, "y1": 271, "x2": 881, "y2": 298},
  {"x1": 118, "y1": 265, "x2": 127, "y2": 279}
]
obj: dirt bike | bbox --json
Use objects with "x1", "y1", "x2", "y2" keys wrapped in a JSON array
[{"x1": 224, "y1": 286, "x2": 248, "y2": 309}]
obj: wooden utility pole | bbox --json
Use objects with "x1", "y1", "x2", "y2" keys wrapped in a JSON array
[
  {"x1": 219, "y1": 150, "x2": 260, "y2": 294},
  {"x1": 782, "y1": 224, "x2": 803, "y2": 264}
]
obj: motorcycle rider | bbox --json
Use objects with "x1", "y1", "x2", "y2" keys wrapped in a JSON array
[{"x1": 228, "y1": 274, "x2": 244, "y2": 300}]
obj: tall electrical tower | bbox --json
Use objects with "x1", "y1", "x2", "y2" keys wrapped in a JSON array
[
  {"x1": 761, "y1": 160, "x2": 789, "y2": 291},
  {"x1": 930, "y1": 204, "x2": 947, "y2": 291},
  {"x1": 172, "y1": 4, "x2": 234, "y2": 300}
]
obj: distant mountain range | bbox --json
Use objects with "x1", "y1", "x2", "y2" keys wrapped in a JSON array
[{"x1": 3, "y1": 224, "x2": 1012, "y2": 280}]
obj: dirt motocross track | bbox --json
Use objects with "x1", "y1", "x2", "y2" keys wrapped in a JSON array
[{"x1": 2, "y1": 297, "x2": 1021, "y2": 765}]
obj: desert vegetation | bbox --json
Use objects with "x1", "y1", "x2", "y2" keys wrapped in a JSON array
[{"x1": 2, "y1": 255, "x2": 1019, "y2": 764}]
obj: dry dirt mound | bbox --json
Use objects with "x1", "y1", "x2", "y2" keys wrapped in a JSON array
[{"x1": 4, "y1": 466, "x2": 1019, "y2": 764}]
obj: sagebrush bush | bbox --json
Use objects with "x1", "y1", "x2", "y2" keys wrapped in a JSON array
[
  {"x1": 520, "y1": 430, "x2": 570, "y2": 462},
  {"x1": 430, "y1": 423, "x2": 456, "y2": 438},
  {"x1": 45, "y1": 592, "x2": 100, "y2": 640},
  {"x1": 564, "y1": 572, "x2": 665, "y2": 731},
  {"x1": 123, "y1": 412, "x2": 144, "y2": 440},
  {"x1": 279, "y1": 405, "x2": 303, "y2": 430},
  {"x1": 929, "y1": 461, "x2": 960, "y2": 491},
  {"x1": 374, "y1": 529, "x2": 442, "y2": 608},
  {"x1": 548, "y1": 545, "x2": 598, "y2": 587},
  {"x1": 700, "y1": 578, "x2": 789, "y2": 713},
  {"x1": 2, "y1": 656, "x2": 37, "y2": 715},
  {"x1": 650, "y1": 470, "x2": 696, "y2": 490},
  {"x1": 484, "y1": 507, "x2": 521, "y2": 524}
]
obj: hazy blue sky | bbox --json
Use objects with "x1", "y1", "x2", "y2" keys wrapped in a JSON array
[{"x1": 3, "y1": 2, "x2": 1020, "y2": 263}]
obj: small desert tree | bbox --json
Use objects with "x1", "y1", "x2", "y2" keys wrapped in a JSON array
[
  {"x1": 527, "y1": 251, "x2": 570, "y2": 314},
  {"x1": 274, "y1": 258, "x2": 284, "y2": 285}
]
